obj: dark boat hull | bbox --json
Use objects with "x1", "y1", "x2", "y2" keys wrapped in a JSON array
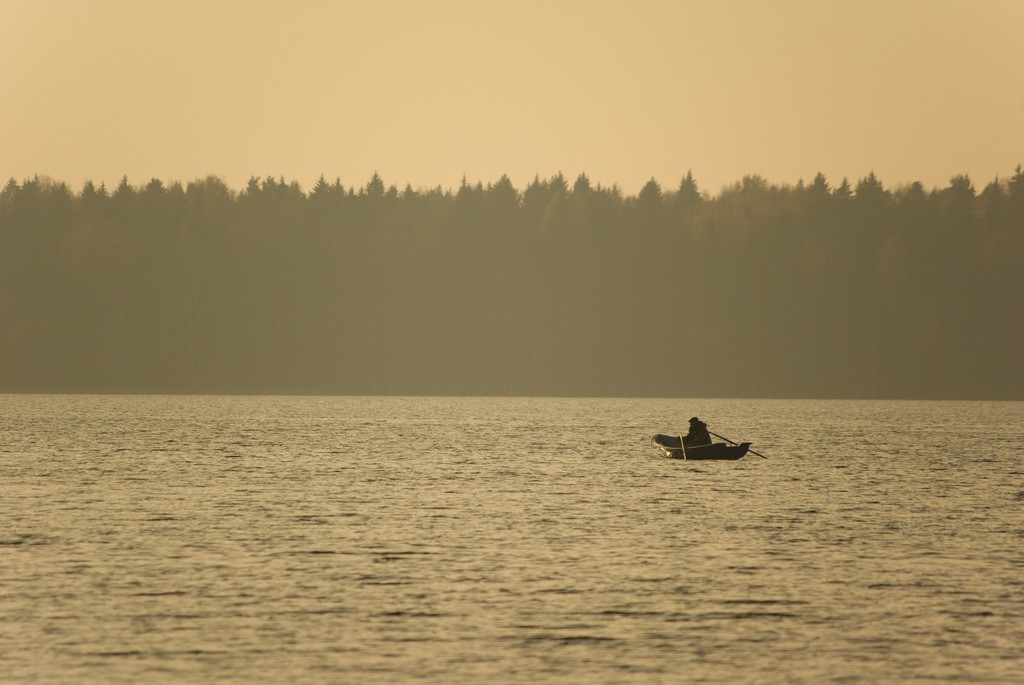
[{"x1": 651, "y1": 434, "x2": 751, "y2": 460}]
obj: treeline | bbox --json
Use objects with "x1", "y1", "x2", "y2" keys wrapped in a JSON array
[{"x1": 1, "y1": 168, "x2": 1023, "y2": 399}]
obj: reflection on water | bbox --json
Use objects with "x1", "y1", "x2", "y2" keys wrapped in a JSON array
[{"x1": 2, "y1": 395, "x2": 1022, "y2": 683}]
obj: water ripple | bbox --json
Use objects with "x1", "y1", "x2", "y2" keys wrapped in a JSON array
[{"x1": 2, "y1": 394, "x2": 1022, "y2": 684}]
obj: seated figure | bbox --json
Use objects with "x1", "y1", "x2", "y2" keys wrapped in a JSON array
[{"x1": 682, "y1": 416, "x2": 712, "y2": 448}]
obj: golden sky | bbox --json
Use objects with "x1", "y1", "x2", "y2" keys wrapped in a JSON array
[{"x1": 3, "y1": 0, "x2": 1023, "y2": 195}]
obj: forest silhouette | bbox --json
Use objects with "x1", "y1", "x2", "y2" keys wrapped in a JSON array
[{"x1": 2, "y1": 168, "x2": 1023, "y2": 399}]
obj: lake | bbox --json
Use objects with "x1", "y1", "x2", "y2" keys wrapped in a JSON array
[{"x1": 2, "y1": 394, "x2": 1022, "y2": 683}]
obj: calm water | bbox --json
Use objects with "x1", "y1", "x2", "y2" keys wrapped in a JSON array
[{"x1": 2, "y1": 395, "x2": 1022, "y2": 684}]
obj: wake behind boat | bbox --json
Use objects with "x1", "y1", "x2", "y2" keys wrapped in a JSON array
[{"x1": 651, "y1": 434, "x2": 752, "y2": 460}]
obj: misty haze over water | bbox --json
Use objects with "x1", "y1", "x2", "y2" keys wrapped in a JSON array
[{"x1": 2, "y1": 169, "x2": 1022, "y2": 399}]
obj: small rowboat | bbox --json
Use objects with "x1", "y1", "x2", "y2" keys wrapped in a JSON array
[{"x1": 651, "y1": 434, "x2": 751, "y2": 460}]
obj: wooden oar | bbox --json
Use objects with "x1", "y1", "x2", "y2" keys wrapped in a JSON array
[{"x1": 709, "y1": 430, "x2": 768, "y2": 459}]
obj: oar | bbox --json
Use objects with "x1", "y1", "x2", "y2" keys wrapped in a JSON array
[{"x1": 709, "y1": 430, "x2": 769, "y2": 459}]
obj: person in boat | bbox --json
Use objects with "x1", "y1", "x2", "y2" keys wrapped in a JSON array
[{"x1": 682, "y1": 416, "x2": 712, "y2": 448}]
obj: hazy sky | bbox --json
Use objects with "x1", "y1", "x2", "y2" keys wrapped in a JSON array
[{"x1": 3, "y1": 0, "x2": 1023, "y2": 195}]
